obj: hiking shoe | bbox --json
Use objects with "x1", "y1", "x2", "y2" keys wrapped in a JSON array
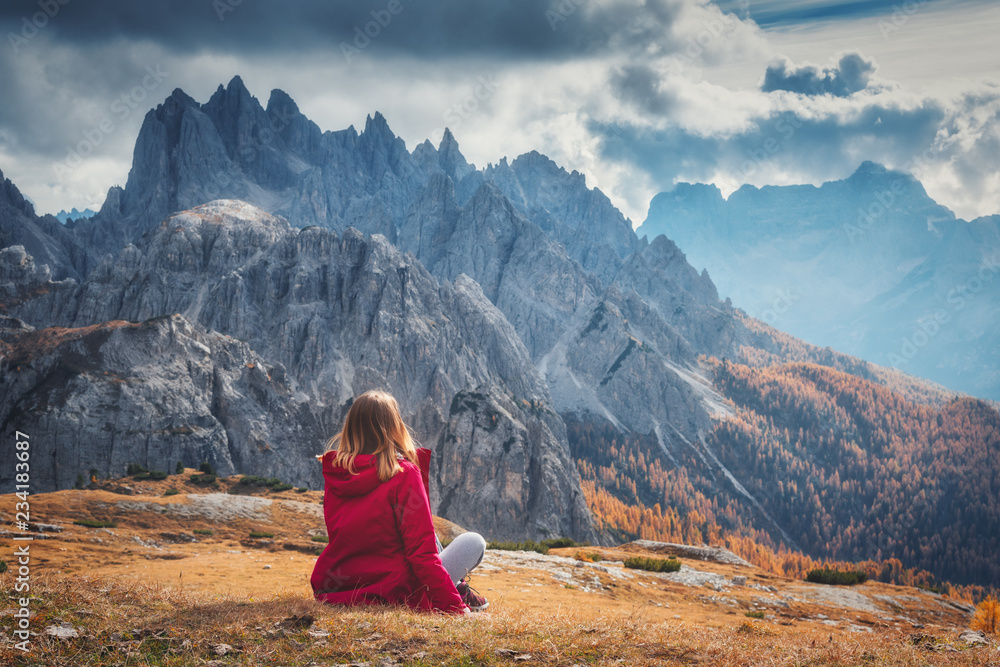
[{"x1": 456, "y1": 578, "x2": 489, "y2": 611}]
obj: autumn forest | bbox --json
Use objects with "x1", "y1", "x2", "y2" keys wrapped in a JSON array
[{"x1": 568, "y1": 360, "x2": 1000, "y2": 600}]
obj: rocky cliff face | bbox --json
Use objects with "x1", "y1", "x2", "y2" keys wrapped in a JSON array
[
  {"x1": 0, "y1": 313, "x2": 322, "y2": 492},
  {"x1": 1, "y1": 201, "x2": 596, "y2": 542}
]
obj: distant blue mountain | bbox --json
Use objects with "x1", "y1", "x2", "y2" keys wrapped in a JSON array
[
  {"x1": 53, "y1": 207, "x2": 96, "y2": 223},
  {"x1": 637, "y1": 162, "x2": 1000, "y2": 400}
]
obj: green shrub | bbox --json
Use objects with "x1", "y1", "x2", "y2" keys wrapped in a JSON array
[
  {"x1": 193, "y1": 529, "x2": 213, "y2": 536},
  {"x1": 488, "y1": 540, "x2": 550, "y2": 555},
  {"x1": 149, "y1": 470, "x2": 168, "y2": 481},
  {"x1": 575, "y1": 551, "x2": 603, "y2": 562},
  {"x1": 74, "y1": 519, "x2": 117, "y2": 528},
  {"x1": 237, "y1": 475, "x2": 265, "y2": 486},
  {"x1": 249, "y1": 531, "x2": 275, "y2": 539},
  {"x1": 236, "y1": 475, "x2": 295, "y2": 492},
  {"x1": 190, "y1": 473, "x2": 216, "y2": 485},
  {"x1": 163, "y1": 488, "x2": 180, "y2": 497},
  {"x1": 89, "y1": 468, "x2": 100, "y2": 480},
  {"x1": 294, "y1": 487, "x2": 308, "y2": 493},
  {"x1": 175, "y1": 460, "x2": 184, "y2": 475},
  {"x1": 127, "y1": 463, "x2": 148, "y2": 476},
  {"x1": 623, "y1": 556, "x2": 681, "y2": 573},
  {"x1": 0, "y1": 560, "x2": 7, "y2": 574},
  {"x1": 805, "y1": 568, "x2": 868, "y2": 586},
  {"x1": 311, "y1": 534, "x2": 329, "y2": 543},
  {"x1": 542, "y1": 537, "x2": 579, "y2": 549},
  {"x1": 744, "y1": 611, "x2": 766, "y2": 619},
  {"x1": 199, "y1": 462, "x2": 216, "y2": 476},
  {"x1": 74, "y1": 473, "x2": 86, "y2": 489},
  {"x1": 486, "y1": 536, "x2": 579, "y2": 555}
]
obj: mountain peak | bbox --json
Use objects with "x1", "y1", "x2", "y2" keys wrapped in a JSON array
[
  {"x1": 437, "y1": 127, "x2": 474, "y2": 180},
  {"x1": 853, "y1": 160, "x2": 888, "y2": 176},
  {"x1": 440, "y1": 127, "x2": 457, "y2": 149},
  {"x1": 365, "y1": 111, "x2": 390, "y2": 130},
  {"x1": 0, "y1": 167, "x2": 35, "y2": 218},
  {"x1": 226, "y1": 75, "x2": 249, "y2": 96},
  {"x1": 206, "y1": 75, "x2": 256, "y2": 113},
  {"x1": 164, "y1": 87, "x2": 199, "y2": 109},
  {"x1": 265, "y1": 88, "x2": 299, "y2": 115}
]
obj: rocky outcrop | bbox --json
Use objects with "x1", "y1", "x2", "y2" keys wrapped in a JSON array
[
  {"x1": 437, "y1": 390, "x2": 594, "y2": 541},
  {"x1": 0, "y1": 314, "x2": 322, "y2": 492}
]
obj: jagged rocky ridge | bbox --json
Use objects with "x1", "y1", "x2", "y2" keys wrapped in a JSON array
[{"x1": 69, "y1": 77, "x2": 738, "y2": 443}]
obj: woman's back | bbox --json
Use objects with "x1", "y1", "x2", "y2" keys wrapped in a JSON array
[{"x1": 310, "y1": 392, "x2": 466, "y2": 613}]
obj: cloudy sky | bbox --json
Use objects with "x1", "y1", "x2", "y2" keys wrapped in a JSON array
[{"x1": 1, "y1": 0, "x2": 998, "y2": 224}]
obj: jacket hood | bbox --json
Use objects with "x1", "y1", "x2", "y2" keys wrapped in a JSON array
[
  {"x1": 318, "y1": 447, "x2": 433, "y2": 498},
  {"x1": 321, "y1": 452, "x2": 383, "y2": 497}
]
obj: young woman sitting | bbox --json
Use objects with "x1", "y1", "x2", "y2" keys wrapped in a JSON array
[{"x1": 310, "y1": 390, "x2": 489, "y2": 614}]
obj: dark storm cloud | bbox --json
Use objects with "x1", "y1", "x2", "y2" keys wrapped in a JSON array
[
  {"x1": 610, "y1": 64, "x2": 678, "y2": 116},
  {"x1": 593, "y1": 97, "x2": 946, "y2": 206},
  {"x1": 762, "y1": 53, "x2": 877, "y2": 97},
  {"x1": 1, "y1": 0, "x2": 687, "y2": 60},
  {"x1": 0, "y1": 44, "x2": 173, "y2": 155}
]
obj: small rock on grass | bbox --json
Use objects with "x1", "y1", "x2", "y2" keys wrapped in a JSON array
[
  {"x1": 44, "y1": 624, "x2": 78, "y2": 639},
  {"x1": 212, "y1": 643, "x2": 236, "y2": 656},
  {"x1": 958, "y1": 630, "x2": 989, "y2": 646}
]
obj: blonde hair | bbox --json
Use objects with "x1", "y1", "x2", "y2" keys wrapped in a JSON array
[{"x1": 326, "y1": 390, "x2": 418, "y2": 481}]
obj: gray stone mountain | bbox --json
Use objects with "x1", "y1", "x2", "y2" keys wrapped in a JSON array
[
  {"x1": 0, "y1": 201, "x2": 595, "y2": 542},
  {"x1": 638, "y1": 161, "x2": 1000, "y2": 400},
  {"x1": 65, "y1": 77, "x2": 740, "y2": 450}
]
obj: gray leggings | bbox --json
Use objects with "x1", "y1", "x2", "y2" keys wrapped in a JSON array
[{"x1": 437, "y1": 532, "x2": 487, "y2": 584}]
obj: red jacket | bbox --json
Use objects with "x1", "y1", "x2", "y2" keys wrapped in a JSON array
[{"x1": 310, "y1": 447, "x2": 467, "y2": 614}]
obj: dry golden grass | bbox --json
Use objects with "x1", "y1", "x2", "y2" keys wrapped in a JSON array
[
  {"x1": 2, "y1": 482, "x2": 996, "y2": 665},
  {"x1": 1, "y1": 570, "x2": 996, "y2": 666}
]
